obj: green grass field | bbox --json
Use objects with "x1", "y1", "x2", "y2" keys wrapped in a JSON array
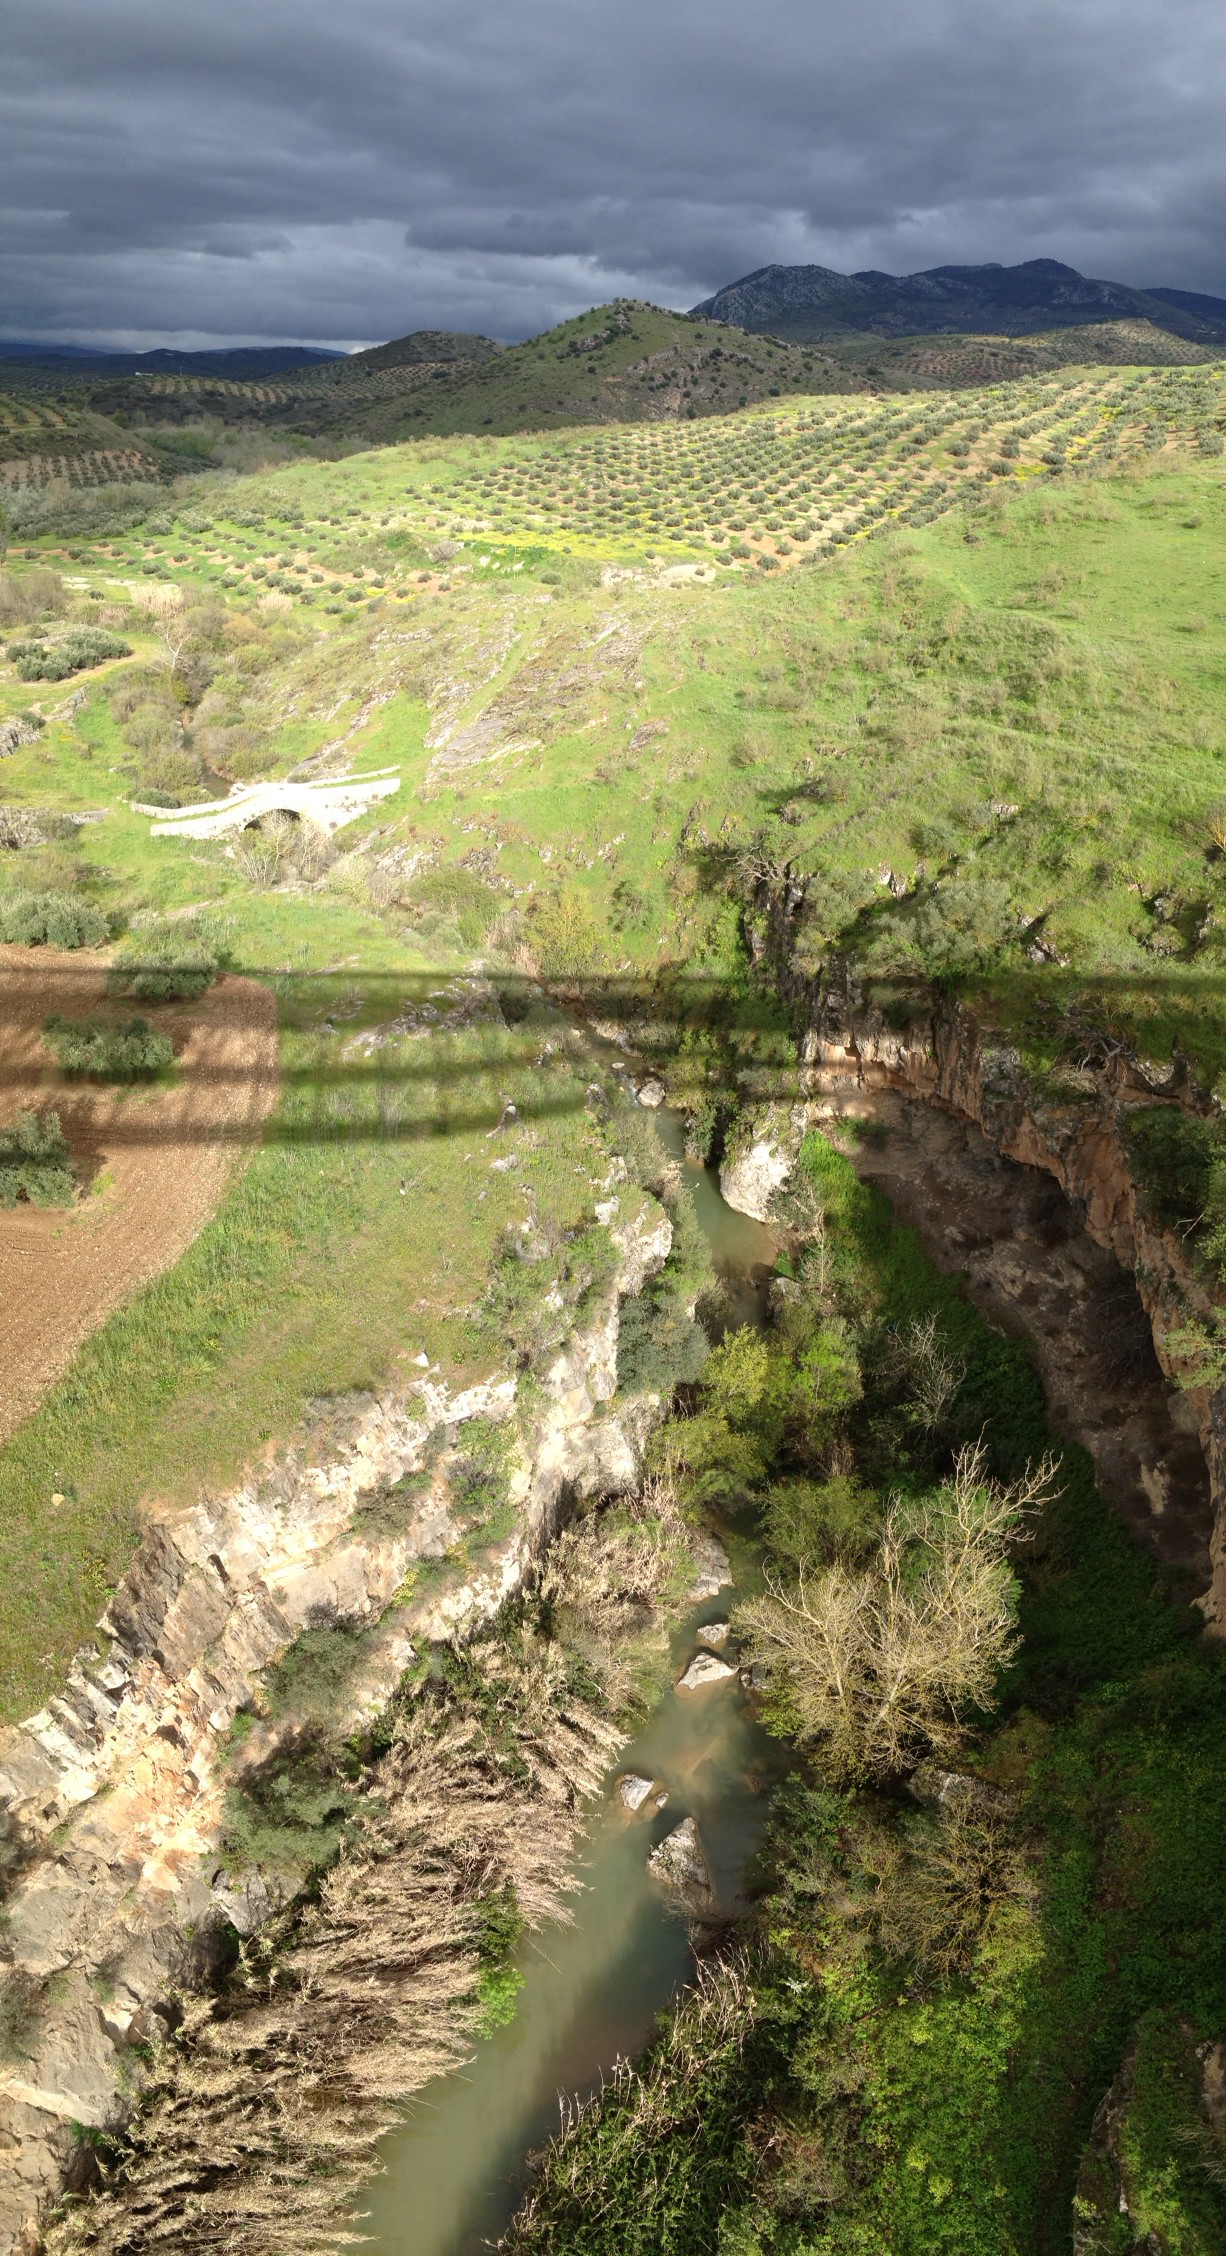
[{"x1": 1, "y1": 362, "x2": 1224, "y2": 1702}]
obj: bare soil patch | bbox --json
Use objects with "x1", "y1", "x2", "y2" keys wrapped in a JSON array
[{"x1": 0, "y1": 947, "x2": 279, "y2": 1441}]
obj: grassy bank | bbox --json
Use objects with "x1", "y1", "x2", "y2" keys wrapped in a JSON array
[{"x1": 0, "y1": 987, "x2": 605, "y2": 1719}]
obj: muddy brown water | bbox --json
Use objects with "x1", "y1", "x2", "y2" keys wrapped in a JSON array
[{"x1": 357, "y1": 1099, "x2": 781, "y2": 2256}]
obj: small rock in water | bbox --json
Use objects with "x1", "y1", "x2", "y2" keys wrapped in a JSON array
[
  {"x1": 617, "y1": 1773, "x2": 668, "y2": 1816},
  {"x1": 696, "y1": 1620, "x2": 731, "y2": 1649},
  {"x1": 649, "y1": 1815, "x2": 715, "y2": 1912},
  {"x1": 636, "y1": 1077, "x2": 666, "y2": 1108},
  {"x1": 687, "y1": 1530, "x2": 731, "y2": 1600},
  {"x1": 677, "y1": 1650, "x2": 737, "y2": 1693}
]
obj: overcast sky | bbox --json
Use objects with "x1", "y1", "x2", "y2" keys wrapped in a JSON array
[{"x1": 5, "y1": 0, "x2": 1224, "y2": 349}]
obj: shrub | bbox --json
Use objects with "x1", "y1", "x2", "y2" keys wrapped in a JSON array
[
  {"x1": 261, "y1": 1623, "x2": 373, "y2": 1725},
  {"x1": 616, "y1": 1288, "x2": 709, "y2": 1395},
  {"x1": 0, "y1": 1109, "x2": 74, "y2": 1207},
  {"x1": 762, "y1": 1474, "x2": 880, "y2": 1573},
  {"x1": 222, "y1": 1726, "x2": 354, "y2": 1875},
  {"x1": 134, "y1": 749, "x2": 213, "y2": 807},
  {"x1": 527, "y1": 882, "x2": 603, "y2": 977},
  {"x1": 403, "y1": 864, "x2": 504, "y2": 944},
  {"x1": 449, "y1": 1415, "x2": 516, "y2": 1540},
  {"x1": 107, "y1": 931, "x2": 218, "y2": 1002},
  {"x1": 43, "y1": 1013, "x2": 174, "y2": 1079},
  {"x1": 231, "y1": 824, "x2": 288, "y2": 890},
  {"x1": 0, "y1": 891, "x2": 108, "y2": 947},
  {"x1": 0, "y1": 1968, "x2": 42, "y2": 2065},
  {"x1": 1121, "y1": 1103, "x2": 1223, "y2": 1232},
  {"x1": 482, "y1": 1218, "x2": 619, "y2": 1370},
  {"x1": 474, "y1": 1883, "x2": 526, "y2": 2032},
  {"x1": 12, "y1": 628, "x2": 130, "y2": 681}
]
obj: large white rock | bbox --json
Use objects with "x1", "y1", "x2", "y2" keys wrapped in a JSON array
[
  {"x1": 649, "y1": 1815, "x2": 715, "y2": 1911},
  {"x1": 616, "y1": 1773, "x2": 668, "y2": 1816},
  {"x1": 719, "y1": 1138, "x2": 791, "y2": 1222},
  {"x1": 687, "y1": 1531, "x2": 731, "y2": 1600},
  {"x1": 695, "y1": 1620, "x2": 731, "y2": 1649},
  {"x1": 677, "y1": 1650, "x2": 737, "y2": 1693}
]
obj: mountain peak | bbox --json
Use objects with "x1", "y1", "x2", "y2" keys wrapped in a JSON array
[{"x1": 690, "y1": 258, "x2": 1226, "y2": 345}]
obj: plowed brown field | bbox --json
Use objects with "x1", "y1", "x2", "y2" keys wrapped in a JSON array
[{"x1": 0, "y1": 948, "x2": 279, "y2": 1442}]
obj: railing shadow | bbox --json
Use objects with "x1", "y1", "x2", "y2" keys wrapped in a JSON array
[{"x1": 1, "y1": 963, "x2": 1222, "y2": 1149}]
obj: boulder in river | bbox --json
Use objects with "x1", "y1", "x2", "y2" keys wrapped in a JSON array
[
  {"x1": 649, "y1": 1815, "x2": 715, "y2": 1914},
  {"x1": 636, "y1": 1077, "x2": 666, "y2": 1108},
  {"x1": 696, "y1": 1620, "x2": 731, "y2": 1649},
  {"x1": 616, "y1": 1773, "x2": 668, "y2": 1816},
  {"x1": 677, "y1": 1650, "x2": 737, "y2": 1693},
  {"x1": 687, "y1": 1530, "x2": 731, "y2": 1600}
]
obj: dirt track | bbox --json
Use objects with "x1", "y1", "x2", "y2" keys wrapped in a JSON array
[{"x1": 0, "y1": 948, "x2": 279, "y2": 1443}]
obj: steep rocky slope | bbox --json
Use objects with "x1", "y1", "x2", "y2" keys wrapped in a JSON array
[
  {"x1": 0, "y1": 1196, "x2": 670, "y2": 2254},
  {"x1": 734, "y1": 888, "x2": 1226, "y2": 1622}
]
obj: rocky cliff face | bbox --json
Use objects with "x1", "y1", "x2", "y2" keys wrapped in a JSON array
[
  {"x1": 0, "y1": 1193, "x2": 671, "y2": 2255},
  {"x1": 726, "y1": 919, "x2": 1223, "y2": 1620}
]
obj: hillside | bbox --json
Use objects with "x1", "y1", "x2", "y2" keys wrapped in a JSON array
[
  {"x1": 73, "y1": 303, "x2": 861, "y2": 444},
  {"x1": 692, "y1": 255, "x2": 1226, "y2": 344},
  {"x1": 4, "y1": 295, "x2": 1224, "y2": 493},
  {"x1": 5, "y1": 358, "x2": 1221, "y2": 568},
  {"x1": 343, "y1": 327, "x2": 502, "y2": 372},
  {"x1": 0, "y1": 305, "x2": 871, "y2": 488},
  {"x1": 1, "y1": 349, "x2": 1226, "y2": 2256}
]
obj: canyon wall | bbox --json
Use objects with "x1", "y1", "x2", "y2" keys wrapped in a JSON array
[
  {"x1": 0, "y1": 1193, "x2": 670, "y2": 2255},
  {"x1": 738, "y1": 893, "x2": 1224, "y2": 1618}
]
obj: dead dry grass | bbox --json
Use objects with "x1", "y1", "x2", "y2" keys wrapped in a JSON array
[{"x1": 0, "y1": 947, "x2": 279, "y2": 1440}]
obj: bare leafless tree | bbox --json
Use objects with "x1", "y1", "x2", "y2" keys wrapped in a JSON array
[
  {"x1": 157, "y1": 612, "x2": 189, "y2": 677},
  {"x1": 738, "y1": 1443, "x2": 1058, "y2": 1782}
]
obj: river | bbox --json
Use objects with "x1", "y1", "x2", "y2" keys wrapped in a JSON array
[{"x1": 357, "y1": 1096, "x2": 780, "y2": 2256}]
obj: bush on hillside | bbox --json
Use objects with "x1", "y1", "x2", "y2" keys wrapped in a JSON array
[
  {"x1": 616, "y1": 1287, "x2": 709, "y2": 1396},
  {"x1": 482, "y1": 1218, "x2": 619, "y2": 1371},
  {"x1": 0, "y1": 891, "x2": 108, "y2": 948},
  {"x1": 1120, "y1": 1103, "x2": 1223, "y2": 1232},
  {"x1": 43, "y1": 1013, "x2": 174, "y2": 1079},
  {"x1": 0, "y1": 1110, "x2": 74, "y2": 1207},
  {"x1": 107, "y1": 930, "x2": 218, "y2": 1002},
  {"x1": 9, "y1": 628, "x2": 131, "y2": 681}
]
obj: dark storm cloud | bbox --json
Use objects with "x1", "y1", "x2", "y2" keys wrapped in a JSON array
[{"x1": 3, "y1": 0, "x2": 1224, "y2": 347}]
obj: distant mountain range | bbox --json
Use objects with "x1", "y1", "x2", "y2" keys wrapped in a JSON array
[
  {"x1": 690, "y1": 259, "x2": 1226, "y2": 345},
  {"x1": 0, "y1": 342, "x2": 344, "y2": 378}
]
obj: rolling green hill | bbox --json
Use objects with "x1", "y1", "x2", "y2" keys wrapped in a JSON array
[{"x1": 3, "y1": 298, "x2": 1221, "y2": 502}]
